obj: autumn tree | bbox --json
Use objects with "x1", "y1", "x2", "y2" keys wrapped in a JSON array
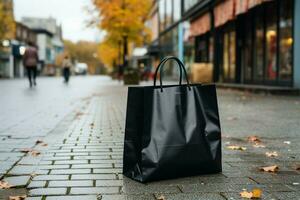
[
  {"x1": 63, "y1": 40, "x2": 103, "y2": 74},
  {"x1": 0, "y1": 0, "x2": 15, "y2": 43},
  {"x1": 92, "y1": 0, "x2": 152, "y2": 68}
]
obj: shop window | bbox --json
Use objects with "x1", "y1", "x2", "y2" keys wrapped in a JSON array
[
  {"x1": 165, "y1": 0, "x2": 173, "y2": 28},
  {"x1": 173, "y1": 0, "x2": 181, "y2": 22},
  {"x1": 265, "y1": 2, "x2": 277, "y2": 81},
  {"x1": 222, "y1": 30, "x2": 236, "y2": 82},
  {"x1": 279, "y1": 0, "x2": 293, "y2": 81},
  {"x1": 159, "y1": 0, "x2": 166, "y2": 31},
  {"x1": 184, "y1": 0, "x2": 199, "y2": 13},
  {"x1": 254, "y1": 7, "x2": 264, "y2": 81},
  {"x1": 195, "y1": 35, "x2": 209, "y2": 63},
  {"x1": 244, "y1": 13, "x2": 254, "y2": 82}
]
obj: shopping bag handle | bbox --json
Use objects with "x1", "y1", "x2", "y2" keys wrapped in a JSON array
[{"x1": 154, "y1": 56, "x2": 191, "y2": 91}]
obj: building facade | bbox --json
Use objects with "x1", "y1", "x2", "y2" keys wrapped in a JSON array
[{"x1": 149, "y1": 0, "x2": 299, "y2": 88}]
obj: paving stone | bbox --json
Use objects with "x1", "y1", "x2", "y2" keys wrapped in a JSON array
[
  {"x1": 70, "y1": 187, "x2": 119, "y2": 195},
  {"x1": 71, "y1": 174, "x2": 116, "y2": 180},
  {"x1": 55, "y1": 160, "x2": 89, "y2": 164},
  {"x1": 93, "y1": 168, "x2": 122, "y2": 174},
  {"x1": 8, "y1": 165, "x2": 37, "y2": 175},
  {"x1": 38, "y1": 165, "x2": 70, "y2": 169},
  {"x1": 18, "y1": 157, "x2": 42, "y2": 165},
  {"x1": 71, "y1": 164, "x2": 112, "y2": 169},
  {"x1": 28, "y1": 181, "x2": 47, "y2": 188},
  {"x1": 29, "y1": 188, "x2": 67, "y2": 196},
  {"x1": 46, "y1": 195, "x2": 98, "y2": 200},
  {"x1": 50, "y1": 169, "x2": 91, "y2": 174},
  {"x1": 25, "y1": 197, "x2": 43, "y2": 200},
  {"x1": 3, "y1": 175, "x2": 30, "y2": 187},
  {"x1": 48, "y1": 180, "x2": 93, "y2": 187},
  {"x1": 272, "y1": 192, "x2": 300, "y2": 199},
  {"x1": 33, "y1": 175, "x2": 69, "y2": 181},
  {"x1": 102, "y1": 194, "x2": 155, "y2": 200},
  {"x1": 96, "y1": 180, "x2": 123, "y2": 186}
]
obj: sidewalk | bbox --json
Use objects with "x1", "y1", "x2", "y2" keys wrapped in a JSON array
[{"x1": 0, "y1": 81, "x2": 300, "y2": 200}]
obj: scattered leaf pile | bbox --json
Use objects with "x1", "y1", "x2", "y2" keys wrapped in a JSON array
[
  {"x1": 260, "y1": 165, "x2": 279, "y2": 173},
  {"x1": 20, "y1": 148, "x2": 41, "y2": 157},
  {"x1": 0, "y1": 181, "x2": 13, "y2": 189},
  {"x1": 227, "y1": 145, "x2": 247, "y2": 151},
  {"x1": 240, "y1": 188, "x2": 262, "y2": 199},
  {"x1": 265, "y1": 151, "x2": 278, "y2": 157},
  {"x1": 9, "y1": 195, "x2": 26, "y2": 200}
]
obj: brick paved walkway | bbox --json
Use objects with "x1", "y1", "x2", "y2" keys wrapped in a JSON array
[{"x1": 0, "y1": 79, "x2": 300, "y2": 200}]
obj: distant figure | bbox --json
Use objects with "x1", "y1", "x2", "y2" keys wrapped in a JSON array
[
  {"x1": 62, "y1": 55, "x2": 72, "y2": 83},
  {"x1": 23, "y1": 42, "x2": 39, "y2": 87}
]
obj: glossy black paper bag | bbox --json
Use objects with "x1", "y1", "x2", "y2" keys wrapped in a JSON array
[{"x1": 123, "y1": 56, "x2": 222, "y2": 183}]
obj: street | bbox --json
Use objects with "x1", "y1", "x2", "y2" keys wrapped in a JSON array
[{"x1": 0, "y1": 76, "x2": 300, "y2": 200}]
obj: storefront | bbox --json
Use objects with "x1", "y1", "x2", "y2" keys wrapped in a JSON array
[{"x1": 192, "y1": 0, "x2": 294, "y2": 86}]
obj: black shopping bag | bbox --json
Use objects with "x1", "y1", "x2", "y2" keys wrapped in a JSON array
[{"x1": 123, "y1": 56, "x2": 222, "y2": 183}]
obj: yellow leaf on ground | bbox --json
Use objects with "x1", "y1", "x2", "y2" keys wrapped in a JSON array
[
  {"x1": 265, "y1": 151, "x2": 278, "y2": 157},
  {"x1": 227, "y1": 145, "x2": 247, "y2": 151},
  {"x1": 9, "y1": 195, "x2": 26, "y2": 200},
  {"x1": 260, "y1": 165, "x2": 279, "y2": 172},
  {"x1": 0, "y1": 181, "x2": 13, "y2": 189},
  {"x1": 156, "y1": 195, "x2": 166, "y2": 200},
  {"x1": 247, "y1": 136, "x2": 261, "y2": 143},
  {"x1": 252, "y1": 188, "x2": 262, "y2": 198},
  {"x1": 240, "y1": 188, "x2": 262, "y2": 199}
]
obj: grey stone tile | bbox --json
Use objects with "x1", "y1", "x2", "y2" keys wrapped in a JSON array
[
  {"x1": 33, "y1": 175, "x2": 69, "y2": 181},
  {"x1": 70, "y1": 187, "x2": 119, "y2": 195},
  {"x1": 27, "y1": 181, "x2": 47, "y2": 188},
  {"x1": 54, "y1": 160, "x2": 89, "y2": 164},
  {"x1": 71, "y1": 174, "x2": 116, "y2": 180},
  {"x1": 93, "y1": 168, "x2": 122, "y2": 174},
  {"x1": 29, "y1": 188, "x2": 67, "y2": 196},
  {"x1": 96, "y1": 180, "x2": 123, "y2": 187},
  {"x1": 8, "y1": 165, "x2": 37, "y2": 175},
  {"x1": 46, "y1": 196, "x2": 98, "y2": 200},
  {"x1": 48, "y1": 180, "x2": 93, "y2": 187},
  {"x1": 71, "y1": 164, "x2": 113, "y2": 169},
  {"x1": 3, "y1": 175, "x2": 30, "y2": 186},
  {"x1": 50, "y1": 169, "x2": 91, "y2": 174}
]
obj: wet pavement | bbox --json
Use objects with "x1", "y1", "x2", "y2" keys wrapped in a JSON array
[{"x1": 0, "y1": 76, "x2": 299, "y2": 200}]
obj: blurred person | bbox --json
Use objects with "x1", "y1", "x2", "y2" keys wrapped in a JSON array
[
  {"x1": 118, "y1": 64, "x2": 124, "y2": 81},
  {"x1": 23, "y1": 42, "x2": 39, "y2": 87},
  {"x1": 62, "y1": 55, "x2": 72, "y2": 83}
]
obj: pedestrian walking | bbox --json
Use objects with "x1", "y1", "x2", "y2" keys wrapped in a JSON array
[
  {"x1": 62, "y1": 55, "x2": 72, "y2": 84},
  {"x1": 23, "y1": 42, "x2": 39, "y2": 88}
]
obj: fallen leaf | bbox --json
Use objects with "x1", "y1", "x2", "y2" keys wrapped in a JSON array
[
  {"x1": 252, "y1": 188, "x2": 262, "y2": 198},
  {"x1": 240, "y1": 191, "x2": 253, "y2": 199},
  {"x1": 90, "y1": 123, "x2": 95, "y2": 126},
  {"x1": 0, "y1": 181, "x2": 13, "y2": 189},
  {"x1": 240, "y1": 188, "x2": 262, "y2": 199},
  {"x1": 292, "y1": 182, "x2": 299, "y2": 185},
  {"x1": 227, "y1": 145, "x2": 247, "y2": 151},
  {"x1": 294, "y1": 165, "x2": 300, "y2": 170},
  {"x1": 30, "y1": 150, "x2": 41, "y2": 157},
  {"x1": 284, "y1": 141, "x2": 291, "y2": 144},
  {"x1": 156, "y1": 195, "x2": 166, "y2": 200},
  {"x1": 260, "y1": 165, "x2": 279, "y2": 173},
  {"x1": 9, "y1": 195, "x2": 26, "y2": 200},
  {"x1": 266, "y1": 151, "x2": 278, "y2": 157},
  {"x1": 36, "y1": 140, "x2": 48, "y2": 146},
  {"x1": 30, "y1": 173, "x2": 37, "y2": 177},
  {"x1": 247, "y1": 136, "x2": 261, "y2": 143}
]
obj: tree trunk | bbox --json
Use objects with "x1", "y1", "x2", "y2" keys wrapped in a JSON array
[{"x1": 123, "y1": 35, "x2": 128, "y2": 69}]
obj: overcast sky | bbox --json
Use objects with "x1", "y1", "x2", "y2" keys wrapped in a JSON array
[{"x1": 14, "y1": 0, "x2": 103, "y2": 42}]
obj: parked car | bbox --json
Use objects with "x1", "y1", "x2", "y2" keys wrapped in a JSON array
[{"x1": 74, "y1": 63, "x2": 88, "y2": 75}]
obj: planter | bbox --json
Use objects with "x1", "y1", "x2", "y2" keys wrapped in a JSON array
[{"x1": 124, "y1": 68, "x2": 140, "y2": 85}]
